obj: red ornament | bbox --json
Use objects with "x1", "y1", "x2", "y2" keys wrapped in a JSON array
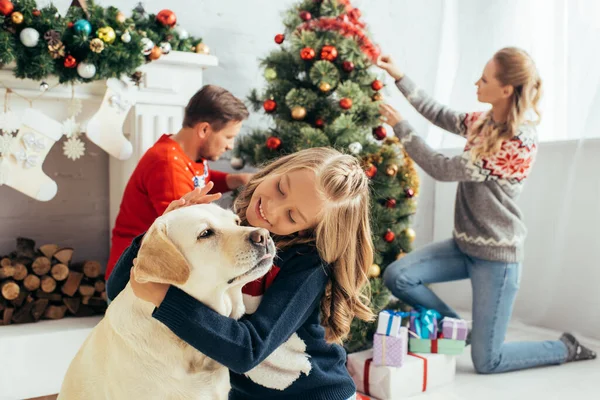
[
  {"x1": 64, "y1": 55, "x2": 77, "y2": 68},
  {"x1": 266, "y1": 136, "x2": 282, "y2": 150},
  {"x1": 33, "y1": 9, "x2": 41, "y2": 17},
  {"x1": 385, "y1": 198, "x2": 397, "y2": 209},
  {"x1": 299, "y1": 11, "x2": 312, "y2": 21},
  {"x1": 156, "y1": 9, "x2": 177, "y2": 27},
  {"x1": 0, "y1": 0, "x2": 14, "y2": 16},
  {"x1": 263, "y1": 99, "x2": 277, "y2": 113},
  {"x1": 342, "y1": 61, "x2": 354, "y2": 72},
  {"x1": 373, "y1": 126, "x2": 387, "y2": 140},
  {"x1": 67, "y1": 21, "x2": 74, "y2": 28},
  {"x1": 315, "y1": 118, "x2": 325, "y2": 128},
  {"x1": 384, "y1": 229, "x2": 396, "y2": 243},
  {"x1": 300, "y1": 47, "x2": 316, "y2": 61},
  {"x1": 371, "y1": 79, "x2": 384, "y2": 91},
  {"x1": 274, "y1": 34, "x2": 285, "y2": 44},
  {"x1": 405, "y1": 188, "x2": 415, "y2": 198},
  {"x1": 365, "y1": 164, "x2": 377, "y2": 178},
  {"x1": 339, "y1": 98, "x2": 353, "y2": 110},
  {"x1": 320, "y1": 45, "x2": 338, "y2": 61}
]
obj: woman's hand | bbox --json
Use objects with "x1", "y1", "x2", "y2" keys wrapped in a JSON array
[
  {"x1": 377, "y1": 55, "x2": 405, "y2": 81},
  {"x1": 163, "y1": 181, "x2": 222, "y2": 215},
  {"x1": 130, "y1": 264, "x2": 169, "y2": 307},
  {"x1": 379, "y1": 103, "x2": 404, "y2": 127}
]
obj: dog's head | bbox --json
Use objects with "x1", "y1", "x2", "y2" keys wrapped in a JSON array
[{"x1": 133, "y1": 204, "x2": 275, "y2": 316}]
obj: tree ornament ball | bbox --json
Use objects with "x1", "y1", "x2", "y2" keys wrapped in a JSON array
[
  {"x1": 64, "y1": 55, "x2": 77, "y2": 68},
  {"x1": 90, "y1": 38, "x2": 105, "y2": 53},
  {"x1": 97, "y1": 26, "x2": 116, "y2": 44},
  {"x1": 77, "y1": 62, "x2": 96, "y2": 79},
  {"x1": 32, "y1": 9, "x2": 41, "y2": 17},
  {"x1": 19, "y1": 28, "x2": 40, "y2": 47},
  {"x1": 319, "y1": 81, "x2": 331, "y2": 92},
  {"x1": 299, "y1": 11, "x2": 311, "y2": 21},
  {"x1": 10, "y1": 11, "x2": 23, "y2": 24},
  {"x1": 372, "y1": 92, "x2": 383, "y2": 102},
  {"x1": 264, "y1": 68, "x2": 277, "y2": 81},
  {"x1": 320, "y1": 45, "x2": 338, "y2": 61},
  {"x1": 369, "y1": 264, "x2": 381, "y2": 278},
  {"x1": 160, "y1": 42, "x2": 172, "y2": 55},
  {"x1": 39, "y1": 81, "x2": 49, "y2": 92},
  {"x1": 365, "y1": 163, "x2": 377, "y2": 178},
  {"x1": 263, "y1": 99, "x2": 277, "y2": 113},
  {"x1": 342, "y1": 61, "x2": 355, "y2": 72},
  {"x1": 274, "y1": 34, "x2": 285, "y2": 44},
  {"x1": 140, "y1": 38, "x2": 154, "y2": 55},
  {"x1": 156, "y1": 9, "x2": 177, "y2": 27},
  {"x1": 230, "y1": 156, "x2": 245, "y2": 170},
  {"x1": 0, "y1": 0, "x2": 14, "y2": 16},
  {"x1": 291, "y1": 106, "x2": 307, "y2": 120},
  {"x1": 300, "y1": 47, "x2": 316, "y2": 61},
  {"x1": 266, "y1": 136, "x2": 282, "y2": 150},
  {"x1": 121, "y1": 31, "x2": 132, "y2": 43},
  {"x1": 373, "y1": 126, "x2": 387, "y2": 140},
  {"x1": 149, "y1": 46, "x2": 162, "y2": 60},
  {"x1": 339, "y1": 97, "x2": 353, "y2": 110},
  {"x1": 174, "y1": 26, "x2": 189, "y2": 39},
  {"x1": 403, "y1": 228, "x2": 416, "y2": 242},
  {"x1": 385, "y1": 164, "x2": 399, "y2": 177},
  {"x1": 384, "y1": 229, "x2": 396, "y2": 243},
  {"x1": 348, "y1": 142, "x2": 362, "y2": 155},
  {"x1": 385, "y1": 198, "x2": 397, "y2": 208},
  {"x1": 315, "y1": 118, "x2": 325, "y2": 128},
  {"x1": 195, "y1": 43, "x2": 210, "y2": 54},
  {"x1": 405, "y1": 188, "x2": 415, "y2": 198},
  {"x1": 371, "y1": 79, "x2": 384, "y2": 91},
  {"x1": 116, "y1": 11, "x2": 126, "y2": 23},
  {"x1": 73, "y1": 19, "x2": 92, "y2": 36}
]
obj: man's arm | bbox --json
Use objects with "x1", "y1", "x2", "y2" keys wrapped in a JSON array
[{"x1": 144, "y1": 159, "x2": 195, "y2": 216}]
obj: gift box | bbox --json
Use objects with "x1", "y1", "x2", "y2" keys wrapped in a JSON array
[
  {"x1": 437, "y1": 339, "x2": 466, "y2": 355},
  {"x1": 408, "y1": 307, "x2": 441, "y2": 339},
  {"x1": 347, "y1": 349, "x2": 456, "y2": 400},
  {"x1": 441, "y1": 317, "x2": 468, "y2": 341},
  {"x1": 408, "y1": 338, "x2": 431, "y2": 353},
  {"x1": 409, "y1": 338, "x2": 466, "y2": 355},
  {"x1": 373, "y1": 328, "x2": 408, "y2": 367},
  {"x1": 376, "y1": 310, "x2": 410, "y2": 337}
]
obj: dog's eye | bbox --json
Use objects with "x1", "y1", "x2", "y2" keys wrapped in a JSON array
[{"x1": 197, "y1": 229, "x2": 214, "y2": 239}]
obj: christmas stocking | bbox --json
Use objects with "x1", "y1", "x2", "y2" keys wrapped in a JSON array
[
  {"x1": 86, "y1": 77, "x2": 136, "y2": 160},
  {"x1": 0, "y1": 108, "x2": 63, "y2": 201}
]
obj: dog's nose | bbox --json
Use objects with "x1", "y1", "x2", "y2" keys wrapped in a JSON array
[{"x1": 249, "y1": 228, "x2": 269, "y2": 247}]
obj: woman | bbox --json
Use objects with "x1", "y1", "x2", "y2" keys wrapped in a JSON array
[{"x1": 378, "y1": 47, "x2": 596, "y2": 374}]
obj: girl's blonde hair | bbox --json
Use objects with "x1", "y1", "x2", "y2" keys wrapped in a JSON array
[
  {"x1": 234, "y1": 147, "x2": 375, "y2": 343},
  {"x1": 469, "y1": 47, "x2": 542, "y2": 160}
]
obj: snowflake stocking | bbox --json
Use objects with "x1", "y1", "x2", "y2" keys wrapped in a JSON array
[
  {"x1": 85, "y1": 77, "x2": 136, "y2": 160},
  {"x1": 0, "y1": 108, "x2": 63, "y2": 201}
]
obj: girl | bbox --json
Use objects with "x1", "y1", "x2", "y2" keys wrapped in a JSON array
[
  {"x1": 107, "y1": 147, "x2": 373, "y2": 400},
  {"x1": 377, "y1": 47, "x2": 596, "y2": 374}
]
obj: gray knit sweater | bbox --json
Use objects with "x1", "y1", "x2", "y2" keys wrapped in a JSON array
[{"x1": 392, "y1": 76, "x2": 538, "y2": 262}]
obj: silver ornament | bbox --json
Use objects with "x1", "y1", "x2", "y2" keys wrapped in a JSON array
[
  {"x1": 121, "y1": 31, "x2": 132, "y2": 43},
  {"x1": 173, "y1": 25, "x2": 189, "y2": 39},
  {"x1": 348, "y1": 142, "x2": 362, "y2": 155},
  {"x1": 160, "y1": 42, "x2": 172, "y2": 55},
  {"x1": 39, "y1": 82, "x2": 49, "y2": 92},
  {"x1": 77, "y1": 62, "x2": 97, "y2": 79},
  {"x1": 230, "y1": 156, "x2": 245, "y2": 170},
  {"x1": 20, "y1": 28, "x2": 40, "y2": 47},
  {"x1": 141, "y1": 37, "x2": 154, "y2": 55}
]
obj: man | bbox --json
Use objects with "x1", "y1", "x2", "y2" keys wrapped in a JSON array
[{"x1": 106, "y1": 85, "x2": 251, "y2": 278}]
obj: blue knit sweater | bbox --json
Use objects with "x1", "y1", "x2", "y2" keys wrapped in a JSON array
[{"x1": 107, "y1": 234, "x2": 356, "y2": 400}]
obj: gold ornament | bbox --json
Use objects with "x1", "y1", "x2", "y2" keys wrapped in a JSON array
[
  {"x1": 372, "y1": 92, "x2": 383, "y2": 101},
  {"x1": 195, "y1": 43, "x2": 210, "y2": 54},
  {"x1": 97, "y1": 26, "x2": 116, "y2": 44},
  {"x1": 116, "y1": 11, "x2": 126, "y2": 23},
  {"x1": 385, "y1": 164, "x2": 399, "y2": 177},
  {"x1": 403, "y1": 228, "x2": 416, "y2": 242},
  {"x1": 369, "y1": 264, "x2": 381, "y2": 278},
  {"x1": 291, "y1": 106, "x2": 307, "y2": 120},
  {"x1": 89, "y1": 38, "x2": 105, "y2": 53},
  {"x1": 48, "y1": 42, "x2": 65, "y2": 59},
  {"x1": 11, "y1": 11, "x2": 23, "y2": 25},
  {"x1": 319, "y1": 81, "x2": 331, "y2": 92}
]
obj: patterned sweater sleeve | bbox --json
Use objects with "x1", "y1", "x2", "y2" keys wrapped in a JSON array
[
  {"x1": 393, "y1": 120, "x2": 537, "y2": 183},
  {"x1": 395, "y1": 76, "x2": 482, "y2": 137}
]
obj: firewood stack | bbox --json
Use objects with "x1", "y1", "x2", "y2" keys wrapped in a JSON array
[{"x1": 0, "y1": 237, "x2": 107, "y2": 325}]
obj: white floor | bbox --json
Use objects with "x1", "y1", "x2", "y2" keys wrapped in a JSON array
[{"x1": 417, "y1": 314, "x2": 600, "y2": 400}]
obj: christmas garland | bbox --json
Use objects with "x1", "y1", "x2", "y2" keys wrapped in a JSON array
[{"x1": 0, "y1": 0, "x2": 209, "y2": 84}]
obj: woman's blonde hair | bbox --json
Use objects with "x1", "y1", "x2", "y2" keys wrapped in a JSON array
[
  {"x1": 234, "y1": 147, "x2": 375, "y2": 343},
  {"x1": 469, "y1": 47, "x2": 542, "y2": 160}
]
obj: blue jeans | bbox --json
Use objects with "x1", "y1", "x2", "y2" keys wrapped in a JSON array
[{"x1": 383, "y1": 239, "x2": 568, "y2": 374}]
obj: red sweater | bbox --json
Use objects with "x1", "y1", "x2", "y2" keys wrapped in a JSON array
[{"x1": 106, "y1": 134, "x2": 229, "y2": 278}]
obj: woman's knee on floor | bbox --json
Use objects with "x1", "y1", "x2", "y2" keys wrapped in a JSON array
[
  {"x1": 471, "y1": 342, "x2": 501, "y2": 374},
  {"x1": 382, "y1": 260, "x2": 419, "y2": 293}
]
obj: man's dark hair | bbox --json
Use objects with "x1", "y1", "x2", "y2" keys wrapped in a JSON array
[{"x1": 183, "y1": 85, "x2": 249, "y2": 131}]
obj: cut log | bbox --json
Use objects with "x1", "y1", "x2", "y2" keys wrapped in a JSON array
[
  {"x1": 1, "y1": 307, "x2": 14, "y2": 325},
  {"x1": 0, "y1": 265, "x2": 15, "y2": 279},
  {"x1": 86, "y1": 297, "x2": 108, "y2": 309},
  {"x1": 35, "y1": 290, "x2": 63, "y2": 302},
  {"x1": 16, "y1": 237, "x2": 36, "y2": 259},
  {"x1": 44, "y1": 305, "x2": 67, "y2": 320},
  {"x1": 1, "y1": 281, "x2": 20, "y2": 301},
  {"x1": 79, "y1": 285, "x2": 95, "y2": 297},
  {"x1": 54, "y1": 248, "x2": 74, "y2": 265},
  {"x1": 12, "y1": 263, "x2": 28, "y2": 281},
  {"x1": 41, "y1": 276, "x2": 57, "y2": 293},
  {"x1": 1, "y1": 257, "x2": 11, "y2": 267},
  {"x1": 31, "y1": 298, "x2": 49, "y2": 321},
  {"x1": 39, "y1": 244, "x2": 59, "y2": 259},
  {"x1": 94, "y1": 281, "x2": 106, "y2": 293},
  {"x1": 12, "y1": 300, "x2": 35, "y2": 324},
  {"x1": 51, "y1": 263, "x2": 69, "y2": 281},
  {"x1": 62, "y1": 271, "x2": 84, "y2": 296},
  {"x1": 83, "y1": 261, "x2": 102, "y2": 279},
  {"x1": 23, "y1": 274, "x2": 41, "y2": 291},
  {"x1": 100, "y1": 291, "x2": 107, "y2": 301},
  {"x1": 11, "y1": 291, "x2": 29, "y2": 307},
  {"x1": 63, "y1": 297, "x2": 81, "y2": 314},
  {"x1": 32, "y1": 257, "x2": 51, "y2": 276},
  {"x1": 81, "y1": 295, "x2": 92, "y2": 305},
  {"x1": 74, "y1": 304, "x2": 95, "y2": 317}
]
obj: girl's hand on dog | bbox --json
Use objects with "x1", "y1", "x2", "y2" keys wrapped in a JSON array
[
  {"x1": 130, "y1": 263, "x2": 169, "y2": 307},
  {"x1": 163, "y1": 181, "x2": 222, "y2": 215}
]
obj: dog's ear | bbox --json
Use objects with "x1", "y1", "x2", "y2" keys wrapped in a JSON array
[{"x1": 133, "y1": 222, "x2": 190, "y2": 285}]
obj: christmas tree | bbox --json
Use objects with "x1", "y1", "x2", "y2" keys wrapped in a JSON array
[{"x1": 234, "y1": 0, "x2": 420, "y2": 352}]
